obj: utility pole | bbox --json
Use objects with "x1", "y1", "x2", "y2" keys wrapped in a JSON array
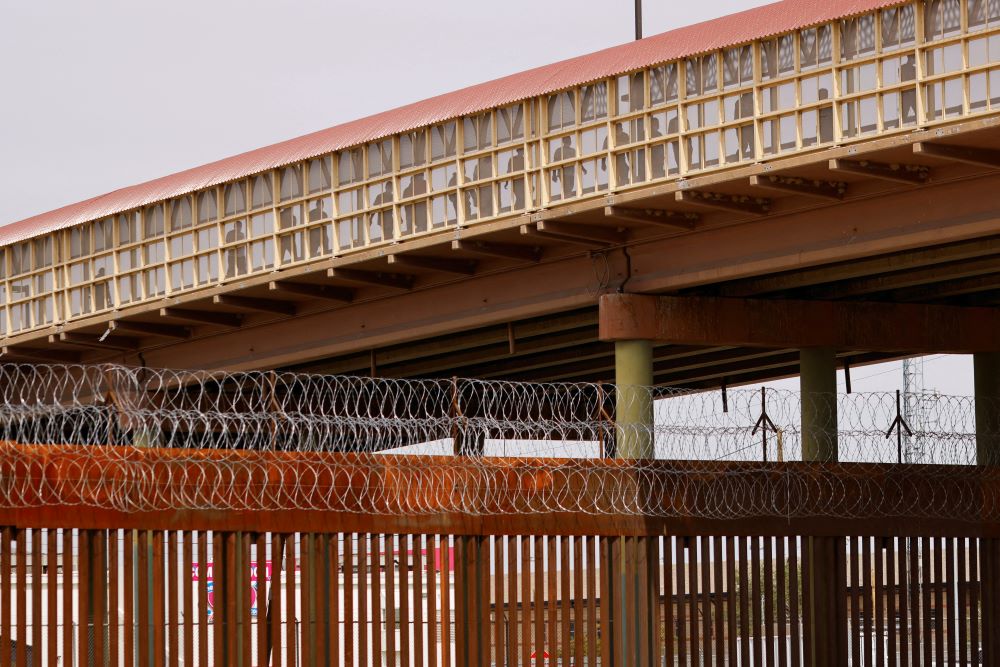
[
  {"x1": 902, "y1": 356, "x2": 925, "y2": 463},
  {"x1": 902, "y1": 355, "x2": 925, "y2": 642},
  {"x1": 635, "y1": 0, "x2": 643, "y2": 40}
]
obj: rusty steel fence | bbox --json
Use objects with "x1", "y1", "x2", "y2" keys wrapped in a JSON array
[
  {"x1": 0, "y1": 444, "x2": 998, "y2": 666},
  {"x1": 0, "y1": 526, "x2": 997, "y2": 666}
]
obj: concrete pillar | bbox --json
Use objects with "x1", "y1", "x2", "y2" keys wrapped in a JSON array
[
  {"x1": 799, "y1": 348, "x2": 846, "y2": 666},
  {"x1": 615, "y1": 339, "x2": 654, "y2": 459},
  {"x1": 800, "y1": 347, "x2": 838, "y2": 463},
  {"x1": 611, "y1": 340, "x2": 656, "y2": 665},
  {"x1": 974, "y1": 352, "x2": 1000, "y2": 465}
]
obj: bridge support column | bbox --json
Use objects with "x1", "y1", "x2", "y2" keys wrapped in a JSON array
[
  {"x1": 608, "y1": 338, "x2": 658, "y2": 665},
  {"x1": 799, "y1": 348, "x2": 847, "y2": 667},
  {"x1": 976, "y1": 354, "x2": 1000, "y2": 663},
  {"x1": 974, "y1": 352, "x2": 1000, "y2": 465},
  {"x1": 614, "y1": 339, "x2": 654, "y2": 459},
  {"x1": 800, "y1": 348, "x2": 838, "y2": 463}
]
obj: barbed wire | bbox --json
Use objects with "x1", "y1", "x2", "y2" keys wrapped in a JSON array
[{"x1": 0, "y1": 363, "x2": 997, "y2": 521}]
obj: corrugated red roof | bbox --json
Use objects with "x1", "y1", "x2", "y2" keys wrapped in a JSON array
[{"x1": 1, "y1": 0, "x2": 904, "y2": 246}]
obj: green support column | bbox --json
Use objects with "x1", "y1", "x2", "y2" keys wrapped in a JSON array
[
  {"x1": 975, "y1": 352, "x2": 1000, "y2": 465},
  {"x1": 800, "y1": 347, "x2": 838, "y2": 463},
  {"x1": 799, "y1": 347, "x2": 845, "y2": 666},
  {"x1": 615, "y1": 339, "x2": 654, "y2": 459},
  {"x1": 612, "y1": 338, "x2": 656, "y2": 666}
]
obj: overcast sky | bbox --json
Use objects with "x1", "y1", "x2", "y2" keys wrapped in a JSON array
[{"x1": 0, "y1": 0, "x2": 976, "y2": 395}]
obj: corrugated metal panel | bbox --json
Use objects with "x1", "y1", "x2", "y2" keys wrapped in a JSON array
[{"x1": 0, "y1": 0, "x2": 905, "y2": 245}]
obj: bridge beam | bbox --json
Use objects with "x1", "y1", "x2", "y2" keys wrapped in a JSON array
[{"x1": 599, "y1": 293, "x2": 1000, "y2": 353}]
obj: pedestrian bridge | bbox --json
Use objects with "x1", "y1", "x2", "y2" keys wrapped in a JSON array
[{"x1": 4, "y1": 0, "x2": 1000, "y2": 371}]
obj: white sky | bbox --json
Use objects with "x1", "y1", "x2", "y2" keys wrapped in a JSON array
[
  {"x1": 0, "y1": 0, "x2": 776, "y2": 224},
  {"x1": 764, "y1": 355, "x2": 973, "y2": 397},
  {"x1": 0, "y1": 0, "x2": 977, "y2": 396}
]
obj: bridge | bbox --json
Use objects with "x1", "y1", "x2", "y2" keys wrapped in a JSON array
[
  {"x1": 3, "y1": 0, "x2": 1000, "y2": 664},
  {"x1": 0, "y1": 0, "x2": 995, "y2": 383}
]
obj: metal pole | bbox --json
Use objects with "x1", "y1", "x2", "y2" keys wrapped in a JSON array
[
  {"x1": 896, "y1": 389, "x2": 904, "y2": 464},
  {"x1": 903, "y1": 356, "x2": 924, "y2": 463},
  {"x1": 761, "y1": 387, "x2": 768, "y2": 462},
  {"x1": 634, "y1": 0, "x2": 642, "y2": 40}
]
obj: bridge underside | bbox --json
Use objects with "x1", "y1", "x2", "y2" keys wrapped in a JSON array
[{"x1": 10, "y1": 119, "x2": 1000, "y2": 386}]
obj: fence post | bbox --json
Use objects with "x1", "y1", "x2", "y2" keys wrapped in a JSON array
[
  {"x1": 451, "y1": 377, "x2": 488, "y2": 666},
  {"x1": 80, "y1": 529, "x2": 109, "y2": 666},
  {"x1": 982, "y1": 538, "x2": 1000, "y2": 664},
  {"x1": 974, "y1": 494, "x2": 996, "y2": 665},
  {"x1": 454, "y1": 535, "x2": 489, "y2": 667},
  {"x1": 83, "y1": 529, "x2": 109, "y2": 667}
]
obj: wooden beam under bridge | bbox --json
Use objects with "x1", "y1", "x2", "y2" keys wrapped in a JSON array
[{"x1": 599, "y1": 293, "x2": 1000, "y2": 353}]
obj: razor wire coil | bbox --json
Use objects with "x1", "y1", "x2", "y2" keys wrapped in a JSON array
[{"x1": 0, "y1": 362, "x2": 996, "y2": 521}]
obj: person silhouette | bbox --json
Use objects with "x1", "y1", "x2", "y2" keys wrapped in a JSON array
[
  {"x1": 900, "y1": 55, "x2": 917, "y2": 123},
  {"x1": 818, "y1": 88, "x2": 834, "y2": 143},
  {"x1": 666, "y1": 113, "x2": 680, "y2": 173},
  {"x1": 279, "y1": 206, "x2": 298, "y2": 230},
  {"x1": 650, "y1": 115, "x2": 663, "y2": 140},
  {"x1": 400, "y1": 173, "x2": 427, "y2": 233},
  {"x1": 650, "y1": 116, "x2": 667, "y2": 178},
  {"x1": 446, "y1": 170, "x2": 458, "y2": 224},
  {"x1": 308, "y1": 224, "x2": 330, "y2": 258},
  {"x1": 551, "y1": 137, "x2": 577, "y2": 199},
  {"x1": 94, "y1": 267, "x2": 112, "y2": 309},
  {"x1": 370, "y1": 186, "x2": 393, "y2": 241},
  {"x1": 309, "y1": 198, "x2": 329, "y2": 223},
  {"x1": 735, "y1": 92, "x2": 755, "y2": 158},
  {"x1": 504, "y1": 148, "x2": 526, "y2": 210},
  {"x1": 612, "y1": 123, "x2": 634, "y2": 182},
  {"x1": 225, "y1": 220, "x2": 247, "y2": 278},
  {"x1": 464, "y1": 161, "x2": 486, "y2": 219}
]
